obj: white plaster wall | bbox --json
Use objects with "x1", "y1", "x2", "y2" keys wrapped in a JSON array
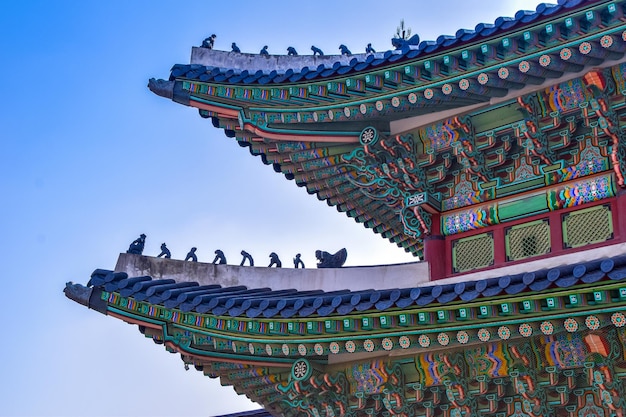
[
  {"x1": 191, "y1": 47, "x2": 382, "y2": 73},
  {"x1": 114, "y1": 242, "x2": 626, "y2": 292},
  {"x1": 114, "y1": 253, "x2": 430, "y2": 292}
]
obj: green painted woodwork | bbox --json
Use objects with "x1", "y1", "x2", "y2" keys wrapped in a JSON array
[
  {"x1": 498, "y1": 194, "x2": 548, "y2": 221},
  {"x1": 562, "y1": 204, "x2": 614, "y2": 248},
  {"x1": 105, "y1": 291, "x2": 626, "y2": 417},
  {"x1": 100, "y1": 277, "x2": 626, "y2": 362}
]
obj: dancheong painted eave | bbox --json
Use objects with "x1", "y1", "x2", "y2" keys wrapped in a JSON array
[
  {"x1": 65, "y1": 1, "x2": 626, "y2": 415},
  {"x1": 65, "y1": 250, "x2": 626, "y2": 416},
  {"x1": 149, "y1": 0, "x2": 626, "y2": 259}
]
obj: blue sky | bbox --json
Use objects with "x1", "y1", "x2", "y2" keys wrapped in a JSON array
[{"x1": 0, "y1": 1, "x2": 542, "y2": 415}]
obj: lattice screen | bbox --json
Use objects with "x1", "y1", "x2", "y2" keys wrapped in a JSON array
[
  {"x1": 506, "y1": 219, "x2": 551, "y2": 261},
  {"x1": 563, "y1": 205, "x2": 613, "y2": 248},
  {"x1": 453, "y1": 233, "x2": 494, "y2": 273}
]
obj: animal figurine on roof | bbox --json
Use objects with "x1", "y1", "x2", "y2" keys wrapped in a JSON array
[
  {"x1": 231, "y1": 42, "x2": 241, "y2": 53},
  {"x1": 148, "y1": 78, "x2": 174, "y2": 100},
  {"x1": 127, "y1": 234, "x2": 146, "y2": 255},
  {"x1": 311, "y1": 45, "x2": 324, "y2": 56},
  {"x1": 339, "y1": 44, "x2": 352, "y2": 56},
  {"x1": 240, "y1": 250, "x2": 254, "y2": 266},
  {"x1": 391, "y1": 34, "x2": 420, "y2": 50},
  {"x1": 185, "y1": 247, "x2": 198, "y2": 262},
  {"x1": 293, "y1": 253, "x2": 305, "y2": 269},
  {"x1": 268, "y1": 252, "x2": 282, "y2": 268},
  {"x1": 260, "y1": 45, "x2": 269, "y2": 55},
  {"x1": 212, "y1": 249, "x2": 227, "y2": 265},
  {"x1": 287, "y1": 46, "x2": 298, "y2": 56},
  {"x1": 157, "y1": 243, "x2": 171, "y2": 259},
  {"x1": 201, "y1": 34, "x2": 216, "y2": 49},
  {"x1": 315, "y1": 248, "x2": 347, "y2": 268},
  {"x1": 365, "y1": 43, "x2": 376, "y2": 54}
]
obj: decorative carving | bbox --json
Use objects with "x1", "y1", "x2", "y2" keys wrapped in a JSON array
[
  {"x1": 517, "y1": 95, "x2": 555, "y2": 166},
  {"x1": 268, "y1": 252, "x2": 282, "y2": 268},
  {"x1": 157, "y1": 243, "x2": 171, "y2": 259},
  {"x1": 310, "y1": 45, "x2": 323, "y2": 56},
  {"x1": 147, "y1": 78, "x2": 174, "y2": 99},
  {"x1": 212, "y1": 250, "x2": 226, "y2": 265},
  {"x1": 339, "y1": 44, "x2": 351, "y2": 56},
  {"x1": 345, "y1": 127, "x2": 434, "y2": 239},
  {"x1": 127, "y1": 234, "x2": 146, "y2": 255},
  {"x1": 391, "y1": 34, "x2": 420, "y2": 50},
  {"x1": 315, "y1": 248, "x2": 347, "y2": 268},
  {"x1": 185, "y1": 247, "x2": 197, "y2": 262},
  {"x1": 240, "y1": 250, "x2": 254, "y2": 266},
  {"x1": 63, "y1": 282, "x2": 91, "y2": 306},
  {"x1": 293, "y1": 253, "x2": 305, "y2": 269},
  {"x1": 201, "y1": 34, "x2": 216, "y2": 49}
]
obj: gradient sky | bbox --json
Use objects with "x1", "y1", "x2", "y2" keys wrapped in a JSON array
[{"x1": 1, "y1": 1, "x2": 543, "y2": 416}]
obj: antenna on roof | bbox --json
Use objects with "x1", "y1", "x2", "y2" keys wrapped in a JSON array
[{"x1": 395, "y1": 19, "x2": 411, "y2": 40}]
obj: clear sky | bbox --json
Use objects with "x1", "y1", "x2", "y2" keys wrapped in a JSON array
[{"x1": 0, "y1": 1, "x2": 543, "y2": 416}]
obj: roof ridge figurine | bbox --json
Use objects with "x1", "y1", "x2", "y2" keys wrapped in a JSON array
[
  {"x1": 126, "y1": 234, "x2": 146, "y2": 255},
  {"x1": 316, "y1": 248, "x2": 347, "y2": 268},
  {"x1": 339, "y1": 44, "x2": 351, "y2": 56},
  {"x1": 240, "y1": 250, "x2": 254, "y2": 266},
  {"x1": 311, "y1": 45, "x2": 323, "y2": 56},
  {"x1": 157, "y1": 243, "x2": 171, "y2": 259},
  {"x1": 293, "y1": 253, "x2": 305, "y2": 269},
  {"x1": 391, "y1": 33, "x2": 420, "y2": 50},
  {"x1": 268, "y1": 252, "x2": 282, "y2": 268},
  {"x1": 212, "y1": 249, "x2": 227, "y2": 265},
  {"x1": 185, "y1": 247, "x2": 197, "y2": 262},
  {"x1": 201, "y1": 34, "x2": 216, "y2": 49}
]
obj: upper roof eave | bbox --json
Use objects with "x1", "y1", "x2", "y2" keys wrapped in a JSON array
[{"x1": 178, "y1": 0, "x2": 612, "y2": 87}]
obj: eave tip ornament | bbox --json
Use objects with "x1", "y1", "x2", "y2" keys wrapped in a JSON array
[{"x1": 360, "y1": 126, "x2": 379, "y2": 146}]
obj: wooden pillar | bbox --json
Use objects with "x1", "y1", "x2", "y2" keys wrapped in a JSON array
[
  {"x1": 424, "y1": 234, "x2": 446, "y2": 280},
  {"x1": 615, "y1": 189, "x2": 626, "y2": 242},
  {"x1": 549, "y1": 210, "x2": 564, "y2": 256}
]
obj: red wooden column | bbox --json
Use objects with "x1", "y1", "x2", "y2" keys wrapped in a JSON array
[
  {"x1": 424, "y1": 235, "x2": 446, "y2": 280},
  {"x1": 424, "y1": 212, "x2": 446, "y2": 280},
  {"x1": 615, "y1": 189, "x2": 626, "y2": 242}
]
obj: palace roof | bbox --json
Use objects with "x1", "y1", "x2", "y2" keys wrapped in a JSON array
[
  {"x1": 65, "y1": 250, "x2": 626, "y2": 415},
  {"x1": 170, "y1": 1, "x2": 599, "y2": 86},
  {"x1": 65, "y1": 2, "x2": 626, "y2": 415},
  {"x1": 85, "y1": 253, "x2": 626, "y2": 320},
  {"x1": 150, "y1": 0, "x2": 626, "y2": 258}
]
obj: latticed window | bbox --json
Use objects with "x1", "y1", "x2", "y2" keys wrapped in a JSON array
[
  {"x1": 506, "y1": 219, "x2": 551, "y2": 261},
  {"x1": 452, "y1": 233, "x2": 494, "y2": 273},
  {"x1": 563, "y1": 204, "x2": 613, "y2": 248}
]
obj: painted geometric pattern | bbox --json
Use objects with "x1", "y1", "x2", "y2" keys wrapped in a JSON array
[
  {"x1": 548, "y1": 176, "x2": 614, "y2": 210},
  {"x1": 419, "y1": 119, "x2": 459, "y2": 152},
  {"x1": 452, "y1": 232, "x2": 494, "y2": 273},
  {"x1": 543, "y1": 78, "x2": 591, "y2": 113},
  {"x1": 506, "y1": 220, "x2": 551, "y2": 261},
  {"x1": 465, "y1": 342, "x2": 511, "y2": 379},
  {"x1": 443, "y1": 205, "x2": 498, "y2": 235},
  {"x1": 514, "y1": 157, "x2": 537, "y2": 182},
  {"x1": 563, "y1": 204, "x2": 613, "y2": 248},
  {"x1": 542, "y1": 332, "x2": 587, "y2": 369},
  {"x1": 550, "y1": 139, "x2": 609, "y2": 184},
  {"x1": 416, "y1": 352, "x2": 463, "y2": 387},
  {"x1": 442, "y1": 173, "x2": 485, "y2": 211},
  {"x1": 350, "y1": 359, "x2": 388, "y2": 395},
  {"x1": 612, "y1": 62, "x2": 626, "y2": 93}
]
